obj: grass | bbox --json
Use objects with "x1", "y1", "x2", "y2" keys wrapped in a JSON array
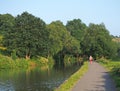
[
  {"x1": 97, "y1": 57, "x2": 120, "y2": 91},
  {"x1": 0, "y1": 54, "x2": 54, "y2": 69},
  {"x1": 0, "y1": 55, "x2": 29, "y2": 69},
  {"x1": 54, "y1": 61, "x2": 88, "y2": 91}
]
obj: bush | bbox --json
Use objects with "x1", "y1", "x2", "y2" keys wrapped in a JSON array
[
  {"x1": 0, "y1": 54, "x2": 15, "y2": 69},
  {"x1": 97, "y1": 57, "x2": 109, "y2": 64},
  {"x1": 0, "y1": 54, "x2": 29, "y2": 69},
  {"x1": 35, "y1": 56, "x2": 49, "y2": 66},
  {"x1": 15, "y1": 58, "x2": 29, "y2": 68},
  {"x1": 47, "y1": 56, "x2": 54, "y2": 67},
  {"x1": 0, "y1": 54, "x2": 54, "y2": 70},
  {"x1": 64, "y1": 55, "x2": 76, "y2": 66},
  {"x1": 11, "y1": 50, "x2": 17, "y2": 60}
]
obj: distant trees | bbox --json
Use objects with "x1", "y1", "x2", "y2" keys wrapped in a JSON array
[
  {"x1": 0, "y1": 11, "x2": 119, "y2": 62},
  {"x1": 80, "y1": 23, "x2": 117, "y2": 58},
  {"x1": 112, "y1": 36, "x2": 120, "y2": 57},
  {"x1": 66, "y1": 19, "x2": 118, "y2": 59}
]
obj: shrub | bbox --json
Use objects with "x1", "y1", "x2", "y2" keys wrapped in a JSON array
[
  {"x1": 64, "y1": 55, "x2": 76, "y2": 66},
  {"x1": 0, "y1": 54, "x2": 15, "y2": 69},
  {"x1": 35, "y1": 56, "x2": 49, "y2": 66},
  {"x1": 15, "y1": 58, "x2": 29, "y2": 68},
  {"x1": 0, "y1": 54, "x2": 29, "y2": 69}
]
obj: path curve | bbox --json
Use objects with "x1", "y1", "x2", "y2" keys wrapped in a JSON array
[{"x1": 72, "y1": 62, "x2": 116, "y2": 91}]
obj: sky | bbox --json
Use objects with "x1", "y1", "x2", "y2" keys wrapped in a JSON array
[{"x1": 0, "y1": 0, "x2": 120, "y2": 36}]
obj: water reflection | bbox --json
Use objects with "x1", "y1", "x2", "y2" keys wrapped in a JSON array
[{"x1": 0, "y1": 64, "x2": 80, "y2": 91}]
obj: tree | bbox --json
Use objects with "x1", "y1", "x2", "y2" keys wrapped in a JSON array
[
  {"x1": 3, "y1": 12, "x2": 48, "y2": 58},
  {"x1": 47, "y1": 21, "x2": 80, "y2": 64},
  {"x1": 0, "y1": 14, "x2": 15, "y2": 35},
  {"x1": 66, "y1": 19, "x2": 87, "y2": 41},
  {"x1": 46, "y1": 21, "x2": 65, "y2": 56},
  {"x1": 80, "y1": 23, "x2": 117, "y2": 58}
]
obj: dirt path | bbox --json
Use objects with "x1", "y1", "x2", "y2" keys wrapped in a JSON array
[{"x1": 72, "y1": 62, "x2": 116, "y2": 91}]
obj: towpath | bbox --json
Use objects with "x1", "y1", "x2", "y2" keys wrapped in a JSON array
[{"x1": 72, "y1": 62, "x2": 116, "y2": 91}]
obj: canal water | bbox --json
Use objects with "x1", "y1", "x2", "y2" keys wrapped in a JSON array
[{"x1": 0, "y1": 64, "x2": 80, "y2": 91}]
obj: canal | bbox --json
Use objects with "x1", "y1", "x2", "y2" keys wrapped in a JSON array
[{"x1": 0, "y1": 64, "x2": 80, "y2": 91}]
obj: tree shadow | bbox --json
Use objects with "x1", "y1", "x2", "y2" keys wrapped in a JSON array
[{"x1": 84, "y1": 72, "x2": 116, "y2": 91}]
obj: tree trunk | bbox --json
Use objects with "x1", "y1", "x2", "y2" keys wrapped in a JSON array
[{"x1": 26, "y1": 54, "x2": 30, "y2": 60}]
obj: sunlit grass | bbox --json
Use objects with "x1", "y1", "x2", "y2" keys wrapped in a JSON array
[{"x1": 0, "y1": 54, "x2": 54, "y2": 69}]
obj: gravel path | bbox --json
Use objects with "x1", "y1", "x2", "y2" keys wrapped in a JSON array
[{"x1": 72, "y1": 62, "x2": 116, "y2": 91}]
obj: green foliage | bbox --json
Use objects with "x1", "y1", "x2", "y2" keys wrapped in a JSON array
[
  {"x1": 97, "y1": 57, "x2": 109, "y2": 64},
  {"x1": 0, "y1": 54, "x2": 14, "y2": 69},
  {"x1": 112, "y1": 37, "x2": 120, "y2": 57},
  {"x1": 3, "y1": 12, "x2": 49, "y2": 58},
  {"x1": 80, "y1": 23, "x2": 117, "y2": 58},
  {"x1": 64, "y1": 55, "x2": 76, "y2": 66},
  {"x1": 0, "y1": 54, "x2": 54, "y2": 69},
  {"x1": 29, "y1": 56, "x2": 54, "y2": 69},
  {"x1": 15, "y1": 58, "x2": 29, "y2": 68},
  {"x1": 66, "y1": 19, "x2": 86, "y2": 60},
  {"x1": 66, "y1": 19, "x2": 87, "y2": 41},
  {"x1": 11, "y1": 50, "x2": 17, "y2": 60},
  {"x1": 0, "y1": 14, "x2": 15, "y2": 35},
  {"x1": 47, "y1": 21, "x2": 80, "y2": 65},
  {"x1": 47, "y1": 21, "x2": 66, "y2": 56},
  {"x1": 0, "y1": 54, "x2": 28, "y2": 69},
  {"x1": 0, "y1": 35, "x2": 6, "y2": 52},
  {"x1": 0, "y1": 12, "x2": 119, "y2": 68},
  {"x1": 47, "y1": 56, "x2": 55, "y2": 67},
  {"x1": 35, "y1": 56, "x2": 49, "y2": 66},
  {"x1": 63, "y1": 36, "x2": 80, "y2": 55}
]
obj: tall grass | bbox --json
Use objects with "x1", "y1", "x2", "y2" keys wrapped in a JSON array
[
  {"x1": 0, "y1": 54, "x2": 29, "y2": 69},
  {"x1": 0, "y1": 54, "x2": 15, "y2": 69},
  {"x1": 0, "y1": 54, "x2": 54, "y2": 69}
]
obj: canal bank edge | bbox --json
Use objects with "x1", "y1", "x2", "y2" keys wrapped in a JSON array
[{"x1": 54, "y1": 61, "x2": 88, "y2": 91}]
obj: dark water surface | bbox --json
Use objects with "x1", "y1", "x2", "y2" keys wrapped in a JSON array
[{"x1": 0, "y1": 65, "x2": 80, "y2": 91}]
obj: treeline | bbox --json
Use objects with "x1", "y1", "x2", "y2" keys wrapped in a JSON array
[{"x1": 0, "y1": 12, "x2": 119, "y2": 65}]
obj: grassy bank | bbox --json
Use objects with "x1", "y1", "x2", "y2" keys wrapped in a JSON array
[
  {"x1": 0, "y1": 54, "x2": 54, "y2": 69},
  {"x1": 54, "y1": 61, "x2": 88, "y2": 91},
  {"x1": 97, "y1": 58, "x2": 120, "y2": 91},
  {"x1": 0, "y1": 55, "x2": 28, "y2": 69}
]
